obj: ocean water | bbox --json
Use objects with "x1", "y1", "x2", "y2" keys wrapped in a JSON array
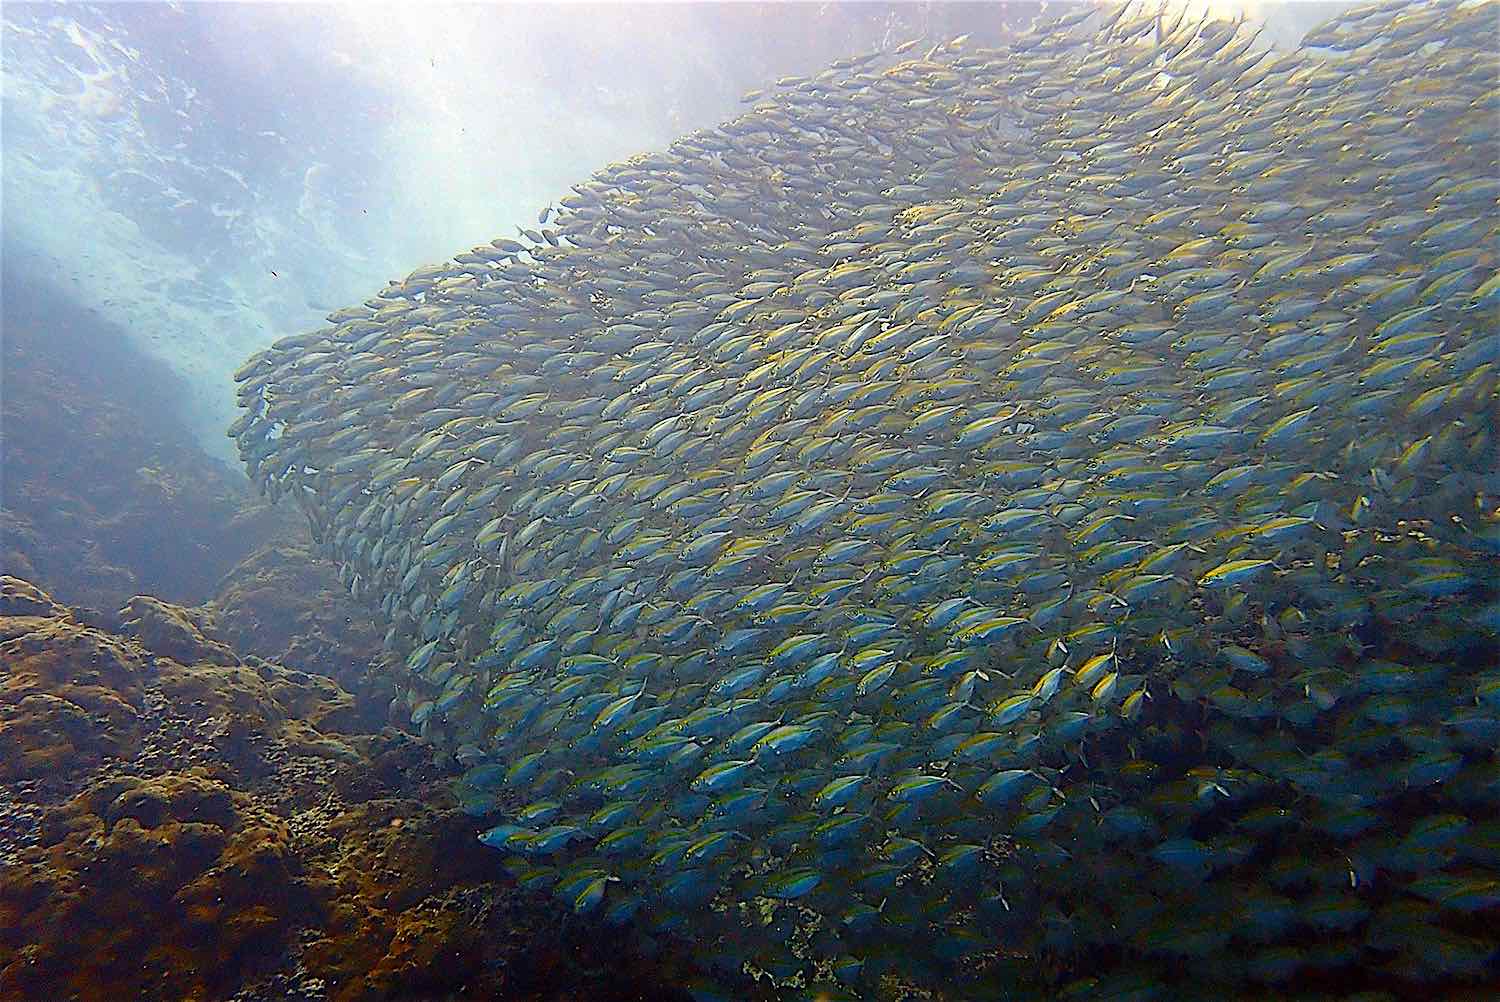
[
  {"x1": 2, "y1": 1, "x2": 1048, "y2": 461},
  {"x1": 3, "y1": 2, "x2": 1499, "y2": 1000}
]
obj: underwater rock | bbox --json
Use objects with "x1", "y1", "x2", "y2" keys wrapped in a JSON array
[
  {"x1": 0, "y1": 580, "x2": 150, "y2": 784},
  {"x1": 2, "y1": 769, "x2": 305, "y2": 1001},
  {"x1": 120, "y1": 593, "x2": 242, "y2": 667},
  {"x1": 0, "y1": 578, "x2": 687, "y2": 1001},
  {"x1": 0, "y1": 275, "x2": 294, "y2": 614},
  {"x1": 0, "y1": 569, "x2": 65, "y2": 619},
  {"x1": 208, "y1": 540, "x2": 389, "y2": 726}
]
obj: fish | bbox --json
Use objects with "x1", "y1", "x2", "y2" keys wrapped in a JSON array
[{"x1": 232, "y1": 1, "x2": 1500, "y2": 997}]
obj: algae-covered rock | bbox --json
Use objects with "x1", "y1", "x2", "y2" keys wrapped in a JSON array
[
  {"x1": 0, "y1": 577, "x2": 64, "y2": 619},
  {"x1": 1, "y1": 768, "x2": 305, "y2": 1002},
  {"x1": 0, "y1": 578, "x2": 686, "y2": 1001},
  {"x1": 0, "y1": 580, "x2": 148, "y2": 784},
  {"x1": 120, "y1": 593, "x2": 241, "y2": 667},
  {"x1": 208, "y1": 541, "x2": 389, "y2": 726}
]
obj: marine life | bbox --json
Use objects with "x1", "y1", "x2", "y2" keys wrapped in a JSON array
[{"x1": 231, "y1": 0, "x2": 1499, "y2": 996}]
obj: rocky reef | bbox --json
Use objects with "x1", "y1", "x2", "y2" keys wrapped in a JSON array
[
  {"x1": 0, "y1": 576, "x2": 688, "y2": 1001},
  {"x1": 207, "y1": 540, "x2": 391, "y2": 730},
  {"x1": 0, "y1": 274, "x2": 291, "y2": 616}
]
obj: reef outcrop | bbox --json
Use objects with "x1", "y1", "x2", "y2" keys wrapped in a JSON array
[
  {"x1": 0, "y1": 275, "x2": 292, "y2": 617},
  {"x1": 0, "y1": 577, "x2": 684, "y2": 1001},
  {"x1": 207, "y1": 540, "x2": 390, "y2": 727}
]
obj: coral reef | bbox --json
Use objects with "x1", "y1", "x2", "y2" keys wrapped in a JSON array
[{"x1": 0, "y1": 577, "x2": 687, "y2": 1001}]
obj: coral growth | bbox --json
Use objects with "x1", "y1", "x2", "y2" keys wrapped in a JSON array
[{"x1": 0, "y1": 578, "x2": 686, "y2": 1001}]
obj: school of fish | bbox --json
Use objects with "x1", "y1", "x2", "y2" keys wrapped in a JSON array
[{"x1": 231, "y1": 0, "x2": 1499, "y2": 997}]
